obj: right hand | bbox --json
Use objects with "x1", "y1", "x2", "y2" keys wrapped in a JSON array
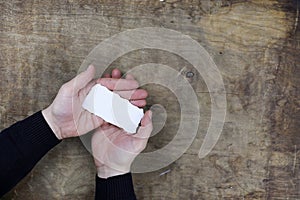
[
  {"x1": 92, "y1": 111, "x2": 153, "y2": 178},
  {"x1": 92, "y1": 69, "x2": 153, "y2": 178}
]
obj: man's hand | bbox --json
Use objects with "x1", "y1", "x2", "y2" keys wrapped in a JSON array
[
  {"x1": 42, "y1": 65, "x2": 141, "y2": 140},
  {"x1": 92, "y1": 69, "x2": 153, "y2": 178},
  {"x1": 92, "y1": 111, "x2": 152, "y2": 178}
]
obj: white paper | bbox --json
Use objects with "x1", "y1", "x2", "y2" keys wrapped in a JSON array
[{"x1": 82, "y1": 84, "x2": 144, "y2": 134}]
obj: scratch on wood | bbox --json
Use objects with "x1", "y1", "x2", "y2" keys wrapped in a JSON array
[
  {"x1": 293, "y1": 145, "x2": 297, "y2": 174},
  {"x1": 159, "y1": 169, "x2": 171, "y2": 176},
  {"x1": 293, "y1": 0, "x2": 299, "y2": 34}
]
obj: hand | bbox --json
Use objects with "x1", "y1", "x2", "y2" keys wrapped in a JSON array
[
  {"x1": 92, "y1": 111, "x2": 153, "y2": 178},
  {"x1": 92, "y1": 70, "x2": 153, "y2": 178},
  {"x1": 42, "y1": 65, "x2": 141, "y2": 139}
]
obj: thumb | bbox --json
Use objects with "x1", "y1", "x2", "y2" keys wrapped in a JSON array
[
  {"x1": 133, "y1": 110, "x2": 153, "y2": 139},
  {"x1": 141, "y1": 110, "x2": 152, "y2": 127},
  {"x1": 72, "y1": 65, "x2": 95, "y2": 92}
]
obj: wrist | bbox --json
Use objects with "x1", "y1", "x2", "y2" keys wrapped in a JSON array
[
  {"x1": 97, "y1": 166, "x2": 129, "y2": 179},
  {"x1": 42, "y1": 106, "x2": 62, "y2": 140}
]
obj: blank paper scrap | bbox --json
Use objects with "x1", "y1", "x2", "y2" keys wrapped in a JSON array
[{"x1": 82, "y1": 84, "x2": 144, "y2": 134}]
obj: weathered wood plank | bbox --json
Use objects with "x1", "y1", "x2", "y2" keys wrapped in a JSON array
[{"x1": 0, "y1": 0, "x2": 299, "y2": 199}]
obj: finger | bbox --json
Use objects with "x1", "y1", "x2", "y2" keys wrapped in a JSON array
[
  {"x1": 112, "y1": 69, "x2": 122, "y2": 79},
  {"x1": 115, "y1": 89, "x2": 148, "y2": 100},
  {"x1": 90, "y1": 114, "x2": 105, "y2": 128},
  {"x1": 130, "y1": 99, "x2": 147, "y2": 107},
  {"x1": 141, "y1": 110, "x2": 152, "y2": 127},
  {"x1": 131, "y1": 111, "x2": 153, "y2": 151},
  {"x1": 125, "y1": 74, "x2": 135, "y2": 80},
  {"x1": 133, "y1": 111, "x2": 153, "y2": 139},
  {"x1": 102, "y1": 125, "x2": 120, "y2": 134},
  {"x1": 97, "y1": 78, "x2": 139, "y2": 91},
  {"x1": 101, "y1": 121, "x2": 110, "y2": 127},
  {"x1": 103, "y1": 73, "x2": 111, "y2": 78},
  {"x1": 72, "y1": 65, "x2": 95, "y2": 92},
  {"x1": 79, "y1": 79, "x2": 96, "y2": 101}
]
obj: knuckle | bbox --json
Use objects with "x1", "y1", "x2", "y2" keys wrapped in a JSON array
[{"x1": 60, "y1": 83, "x2": 70, "y2": 93}]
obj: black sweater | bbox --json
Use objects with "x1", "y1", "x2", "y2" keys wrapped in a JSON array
[{"x1": 0, "y1": 111, "x2": 136, "y2": 199}]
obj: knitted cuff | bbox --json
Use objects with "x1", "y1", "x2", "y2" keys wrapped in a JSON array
[{"x1": 95, "y1": 173, "x2": 136, "y2": 200}]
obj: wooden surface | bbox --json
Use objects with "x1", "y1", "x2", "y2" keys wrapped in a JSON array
[{"x1": 0, "y1": 0, "x2": 299, "y2": 199}]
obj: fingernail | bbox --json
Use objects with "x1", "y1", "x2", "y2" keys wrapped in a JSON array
[{"x1": 87, "y1": 65, "x2": 93, "y2": 71}]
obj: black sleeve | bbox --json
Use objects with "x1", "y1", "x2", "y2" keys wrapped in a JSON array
[
  {"x1": 95, "y1": 173, "x2": 137, "y2": 200},
  {"x1": 0, "y1": 111, "x2": 61, "y2": 197}
]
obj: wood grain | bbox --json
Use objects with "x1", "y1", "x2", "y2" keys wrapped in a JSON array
[{"x1": 0, "y1": 0, "x2": 299, "y2": 199}]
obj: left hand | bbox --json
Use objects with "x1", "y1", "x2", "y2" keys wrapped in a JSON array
[{"x1": 42, "y1": 65, "x2": 141, "y2": 139}]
